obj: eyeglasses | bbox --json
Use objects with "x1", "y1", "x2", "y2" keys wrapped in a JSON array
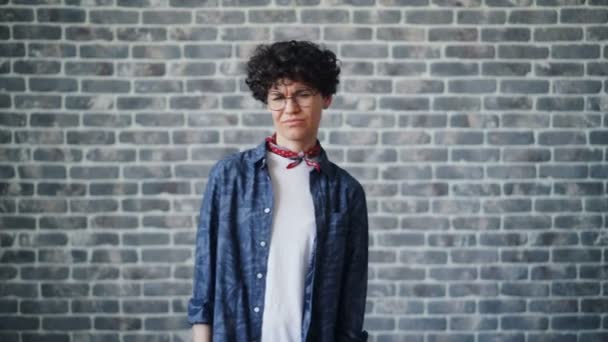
[{"x1": 266, "y1": 89, "x2": 318, "y2": 111}]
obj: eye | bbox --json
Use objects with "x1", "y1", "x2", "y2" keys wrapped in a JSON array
[{"x1": 297, "y1": 91, "x2": 313, "y2": 97}]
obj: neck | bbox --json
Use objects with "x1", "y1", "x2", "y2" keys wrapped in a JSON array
[{"x1": 276, "y1": 135, "x2": 317, "y2": 153}]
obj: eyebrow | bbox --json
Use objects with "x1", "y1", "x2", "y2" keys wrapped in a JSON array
[{"x1": 268, "y1": 88, "x2": 313, "y2": 95}]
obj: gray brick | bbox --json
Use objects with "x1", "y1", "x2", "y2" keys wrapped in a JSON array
[
  {"x1": 430, "y1": 267, "x2": 477, "y2": 281},
  {"x1": 325, "y1": 27, "x2": 373, "y2": 41},
  {"x1": 382, "y1": 166, "x2": 432, "y2": 180},
  {"x1": 340, "y1": 62, "x2": 374, "y2": 76},
  {"x1": 561, "y1": 8, "x2": 608, "y2": 23},
  {"x1": 502, "y1": 250, "x2": 549, "y2": 263},
  {"x1": 354, "y1": 10, "x2": 401, "y2": 24},
  {"x1": 144, "y1": 282, "x2": 190, "y2": 296},
  {"x1": 342, "y1": 44, "x2": 388, "y2": 58},
  {"x1": 530, "y1": 299, "x2": 578, "y2": 314},
  {"x1": 195, "y1": 10, "x2": 244, "y2": 25},
  {"x1": 532, "y1": 265, "x2": 577, "y2": 280},
  {"x1": 481, "y1": 265, "x2": 528, "y2": 280},
  {"x1": 552, "y1": 316, "x2": 600, "y2": 330},
  {"x1": 348, "y1": 149, "x2": 397, "y2": 163},
  {"x1": 446, "y1": 45, "x2": 495, "y2": 59},
  {"x1": 448, "y1": 80, "x2": 496, "y2": 93},
  {"x1": 399, "y1": 318, "x2": 446, "y2": 331},
  {"x1": 399, "y1": 148, "x2": 447, "y2": 162},
  {"x1": 535, "y1": 62, "x2": 583, "y2": 76},
  {"x1": 587, "y1": 26, "x2": 608, "y2": 41},
  {"x1": 429, "y1": 28, "x2": 477, "y2": 41},
  {"x1": 66, "y1": 26, "x2": 113, "y2": 41},
  {"x1": 450, "y1": 284, "x2": 498, "y2": 297},
  {"x1": 431, "y1": 62, "x2": 479, "y2": 76},
  {"x1": 405, "y1": 10, "x2": 452, "y2": 24},
  {"x1": 428, "y1": 301, "x2": 476, "y2": 314},
  {"x1": 377, "y1": 266, "x2": 425, "y2": 280},
  {"x1": 94, "y1": 317, "x2": 140, "y2": 331},
  {"x1": 534, "y1": 27, "x2": 583, "y2": 42},
  {"x1": 479, "y1": 334, "x2": 524, "y2": 342},
  {"x1": 479, "y1": 299, "x2": 525, "y2": 314},
  {"x1": 453, "y1": 217, "x2": 500, "y2": 230},
  {"x1": 400, "y1": 216, "x2": 452, "y2": 230},
  {"x1": 393, "y1": 45, "x2": 441, "y2": 59},
  {"x1": 457, "y1": 10, "x2": 506, "y2": 24},
  {"x1": 401, "y1": 114, "x2": 447, "y2": 128},
  {"x1": 529, "y1": 334, "x2": 576, "y2": 342},
  {"x1": 451, "y1": 317, "x2": 497, "y2": 331},
  {"x1": 433, "y1": 97, "x2": 481, "y2": 111},
  {"x1": 132, "y1": 45, "x2": 181, "y2": 59},
  {"x1": 273, "y1": 26, "x2": 321, "y2": 41},
  {"x1": 538, "y1": 131, "x2": 586, "y2": 145},
  {"x1": 538, "y1": 97, "x2": 585, "y2": 111},
  {"x1": 117, "y1": 66, "x2": 164, "y2": 81},
  {"x1": 509, "y1": 10, "x2": 557, "y2": 24},
  {"x1": 14, "y1": 25, "x2": 61, "y2": 40},
  {"x1": 380, "y1": 97, "x2": 429, "y2": 111},
  {"x1": 0, "y1": 8, "x2": 34, "y2": 22},
  {"x1": 432, "y1": 0, "x2": 481, "y2": 5},
  {"x1": 499, "y1": 45, "x2": 549, "y2": 59},
  {"x1": 42, "y1": 284, "x2": 89, "y2": 298},
  {"x1": 555, "y1": 148, "x2": 602, "y2": 162},
  {"x1": 378, "y1": 0, "x2": 428, "y2": 5},
  {"x1": 72, "y1": 300, "x2": 118, "y2": 314},
  {"x1": 220, "y1": 27, "x2": 269, "y2": 41},
  {"x1": 73, "y1": 266, "x2": 119, "y2": 280},
  {"x1": 482, "y1": 28, "x2": 530, "y2": 42},
  {"x1": 552, "y1": 44, "x2": 600, "y2": 59},
  {"x1": 345, "y1": 114, "x2": 393, "y2": 128},
  {"x1": 248, "y1": 10, "x2": 296, "y2": 23},
  {"x1": 345, "y1": 79, "x2": 392, "y2": 93},
  {"x1": 301, "y1": 9, "x2": 349, "y2": 23},
  {"x1": 0, "y1": 316, "x2": 39, "y2": 331},
  {"x1": 80, "y1": 45, "x2": 128, "y2": 59},
  {"x1": 395, "y1": 80, "x2": 443, "y2": 94},
  {"x1": 70, "y1": 166, "x2": 118, "y2": 180}
]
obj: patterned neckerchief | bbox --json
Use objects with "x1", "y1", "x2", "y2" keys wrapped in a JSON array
[{"x1": 265, "y1": 133, "x2": 321, "y2": 172}]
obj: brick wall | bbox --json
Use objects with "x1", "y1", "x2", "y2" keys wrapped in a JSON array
[{"x1": 1, "y1": 1, "x2": 607, "y2": 341}]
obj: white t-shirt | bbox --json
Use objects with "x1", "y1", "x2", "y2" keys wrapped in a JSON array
[{"x1": 261, "y1": 151, "x2": 316, "y2": 342}]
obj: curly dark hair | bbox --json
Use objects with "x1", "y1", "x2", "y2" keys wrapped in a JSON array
[{"x1": 245, "y1": 40, "x2": 341, "y2": 103}]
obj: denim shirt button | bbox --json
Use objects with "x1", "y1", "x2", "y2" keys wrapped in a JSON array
[
  {"x1": 260, "y1": 241, "x2": 266, "y2": 247},
  {"x1": 253, "y1": 306, "x2": 260, "y2": 313},
  {"x1": 256, "y1": 273, "x2": 263, "y2": 279},
  {"x1": 264, "y1": 208, "x2": 270, "y2": 214}
]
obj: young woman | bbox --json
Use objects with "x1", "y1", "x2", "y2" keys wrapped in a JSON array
[{"x1": 188, "y1": 40, "x2": 369, "y2": 342}]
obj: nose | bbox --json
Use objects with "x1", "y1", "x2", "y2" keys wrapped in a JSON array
[{"x1": 283, "y1": 97, "x2": 301, "y2": 114}]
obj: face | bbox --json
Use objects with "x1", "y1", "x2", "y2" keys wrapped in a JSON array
[{"x1": 267, "y1": 78, "x2": 332, "y2": 150}]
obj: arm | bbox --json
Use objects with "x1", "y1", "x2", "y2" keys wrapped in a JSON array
[
  {"x1": 336, "y1": 184, "x2": 369, "y2": 342},
  {"x1": 188, "y1": 164, "x2": 222, "y2": 338},
  {"x1": 192, "y1": 324, "x2": 211, "y2": 342}
]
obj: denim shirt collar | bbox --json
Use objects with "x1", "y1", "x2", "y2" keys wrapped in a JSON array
[{"x1": 249, "y1": 140, "x2": 334, "y2": 177}]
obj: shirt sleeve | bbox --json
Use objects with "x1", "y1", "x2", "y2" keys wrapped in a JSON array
[
  {"x1": 187, "y1": 163, "x2": 222, "y2": 325},
  {"x1": 336, "y1": 183, "x2": 369, "y2": 342}
]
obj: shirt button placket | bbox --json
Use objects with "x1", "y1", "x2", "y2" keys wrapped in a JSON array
[{"x1": 255, "y1": 207, "x2": 270, "y2": 319}]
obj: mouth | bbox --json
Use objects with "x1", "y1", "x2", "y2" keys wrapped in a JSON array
[{"x1": 282, "y1": 119, "x2": 305, "y2": 125}]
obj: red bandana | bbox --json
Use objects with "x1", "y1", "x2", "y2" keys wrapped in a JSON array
[{"x1": 265, "y1": 133, "x2": 322, "y2": 172}]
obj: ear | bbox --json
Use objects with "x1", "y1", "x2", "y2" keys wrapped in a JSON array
[{"x1": 322, "y1": 95, "x2": 333, "y2": 109}]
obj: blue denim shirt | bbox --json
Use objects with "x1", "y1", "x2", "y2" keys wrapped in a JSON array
[{"x1": 188, "y1": 141, "x2": 369, "y2": 342}]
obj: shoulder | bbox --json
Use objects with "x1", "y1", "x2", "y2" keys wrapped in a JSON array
[
  {"x1": 207, "y1": 146, "x2": 260, "y2": 181},
  {"x1": 327, "y1": 160, "x2": 366, "y2": 200}
]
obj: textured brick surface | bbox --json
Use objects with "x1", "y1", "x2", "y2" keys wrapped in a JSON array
[{"x1": 0, "y1": 1, "x2": 607, "y2": 341}]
